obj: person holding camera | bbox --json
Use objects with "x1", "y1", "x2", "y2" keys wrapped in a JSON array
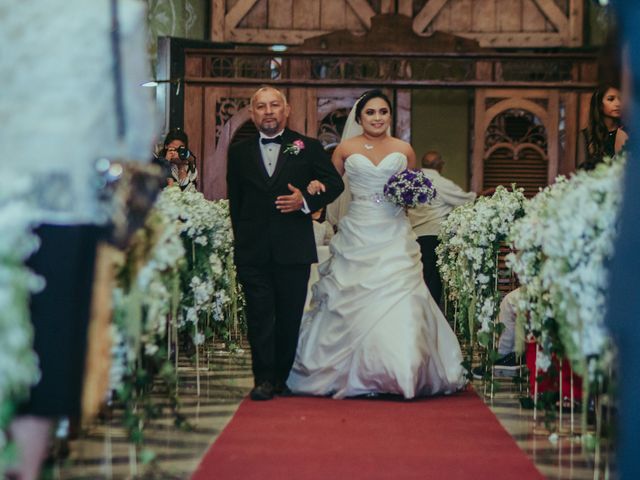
[{"x1": 156, "y1": 129, "x2": 198, "y2": 191}]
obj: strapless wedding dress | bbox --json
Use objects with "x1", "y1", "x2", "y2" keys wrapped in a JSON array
[{"x1": 287, "y1": 152, "x2": 466, "y2": 399}]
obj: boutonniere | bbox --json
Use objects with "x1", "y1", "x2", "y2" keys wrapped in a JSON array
[{"x1": 283, "y1": 139, "x2": 305, "y2": 156}]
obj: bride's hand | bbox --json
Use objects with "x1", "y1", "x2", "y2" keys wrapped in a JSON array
[{"x1": 307, "y1": 180, "x2": 326, "y2": 196}]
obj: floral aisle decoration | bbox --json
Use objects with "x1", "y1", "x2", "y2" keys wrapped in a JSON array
[
  {"x1": 0, "y1": 181, "x2": 41, "y2": 474},
  {"x1": 110, "y1": 186, "x2": 244, "y2": 454},
  {"x1": 436, "y1": 186, "x2": 526, "y2": 378},
  {"x1": 437, "y1": 186, "x2": 526, "y2": 343},
  {"x1": 504, "y1": 179, "x2": 568, "y2": 374},
  {"x1": 507, "y1": 157, "x2": 625, "y2": 380},
  {"x1": 110, "y1": 203, "x2": 186, "y2": 451},
  {"x1": 155, "y1": 187, "x2": 242, "y2": 349}
]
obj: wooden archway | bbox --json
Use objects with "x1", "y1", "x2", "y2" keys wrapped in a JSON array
[
  {"x1": 208, "y1": 105, "x2": 251, "y2": 199},
  {"x1": 472, "y1": 90, "x2": 560, "y2": 194}
]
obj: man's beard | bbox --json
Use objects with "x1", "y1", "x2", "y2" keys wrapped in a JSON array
[{"x1": 260, "y1": 120, "x2": 281, "y2": 136}]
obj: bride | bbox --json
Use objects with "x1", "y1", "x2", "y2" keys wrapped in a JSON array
[{"x1": 287, "y1": 90, "x2": 467, "y2": 399}]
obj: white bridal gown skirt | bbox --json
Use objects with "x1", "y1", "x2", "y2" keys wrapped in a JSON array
[{"x1": 287, "y1": 153, "x2": 466, "y2": 399}]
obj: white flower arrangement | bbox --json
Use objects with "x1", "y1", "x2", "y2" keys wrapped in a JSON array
[
  {"x1": 437, "y1": 185, "x2": 526, "y2": 345},
  {"x1": 110, "y1": 186, "x2": 243, "y2": 391},
  {"x1": 108, "y1": 185, "x2": 245, "y2": 448},
  {"x1": 154, "y1": 187, "x2": 237, "y2": 330},
  {"x1": 508, "y1": 157, "x2": 625, "y2": 377}
]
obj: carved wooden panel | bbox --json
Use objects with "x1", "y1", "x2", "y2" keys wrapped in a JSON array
[
  {"x1": 211, "y1": 0, "x2": 383, "y2": 44},
  {"x1": 414, "y1": 0, "x2": 583, "y2": 47},
  {"x1": 193, "y1": 86, "x2": 256, "y2": 199},
  {"x1": 211, "y1": 0, "x2": 584, "y2": 47}
]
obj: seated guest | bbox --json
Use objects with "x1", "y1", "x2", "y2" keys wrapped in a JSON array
[
  {"x1": 408, "y1": 151, "x2": 476, "y2": 304},
  {"x1": 472, "y1": 287, "x2": 583, "y2": 406},
  {"x1": 472, "y1": 287, "x2": 522, "y2": 379}
]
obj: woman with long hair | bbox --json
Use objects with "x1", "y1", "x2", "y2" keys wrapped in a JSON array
[{"x1": 578, "y1": 83, "x2": 628, "y2": 170}]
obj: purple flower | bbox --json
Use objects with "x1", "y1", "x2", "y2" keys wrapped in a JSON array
[{"x1": 382, "y1": 168, "x2": 437, "y2": 208}]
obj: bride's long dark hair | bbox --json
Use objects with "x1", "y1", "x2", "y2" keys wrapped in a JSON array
[{"x1": 354, "y1": 90, "x2": 392, "y2": 123}]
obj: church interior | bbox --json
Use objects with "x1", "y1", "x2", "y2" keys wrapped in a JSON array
[{"x1": 3, "y1": 1, "x2": 639, "y2": 479}]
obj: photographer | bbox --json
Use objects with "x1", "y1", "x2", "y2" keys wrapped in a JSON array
[{"x1": 155, "y1": 129, "x2": 198, "y2": 191}]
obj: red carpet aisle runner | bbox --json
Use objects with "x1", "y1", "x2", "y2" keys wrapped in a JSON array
[{"x1": 192, "y1": 388, "x2": 543, "y2": 480}]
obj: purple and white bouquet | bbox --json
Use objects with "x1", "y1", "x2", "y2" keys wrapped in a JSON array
[{"x1": 383, "y1": 169, "x2": 437, "y2": 208}]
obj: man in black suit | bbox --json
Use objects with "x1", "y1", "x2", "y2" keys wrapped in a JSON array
[{"x1": 227, "y1": 86, "x2": 344, "y2": 400}]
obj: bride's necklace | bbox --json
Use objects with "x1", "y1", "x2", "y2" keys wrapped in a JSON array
[{"x1": 363, "y1": 133, "x2": 384, "y2": 151}]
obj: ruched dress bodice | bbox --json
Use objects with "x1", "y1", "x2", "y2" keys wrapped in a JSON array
[{"x1": 344, "y1": 152, "x2": 406, "y2": 218}]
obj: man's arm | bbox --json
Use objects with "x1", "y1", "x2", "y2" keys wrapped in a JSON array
[{"x1": 437, "y1": 176, "x2": 476, "y2": 207}]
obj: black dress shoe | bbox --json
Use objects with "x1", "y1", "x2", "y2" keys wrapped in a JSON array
[
  {"x1": 250, "y1": 381, "x2": 274, "y2": 401},
  {"x1": 274, "y1": 381, "x2": 293, "y2": 397}
]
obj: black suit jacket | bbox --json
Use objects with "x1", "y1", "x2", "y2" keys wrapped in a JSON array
[{"x1": 227, "y1": 128, "x2": 344, "y2": 266}]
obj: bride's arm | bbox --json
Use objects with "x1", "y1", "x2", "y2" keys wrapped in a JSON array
[
  {"x1": 405, "y1": 145, "x2": 417, "y2": 170},
  {"x1": 391, "y1": 138, "x2": 417, "y2": 169},
  {"x1": 331, "y1": 144, "x2": 346, "y2": 175}
]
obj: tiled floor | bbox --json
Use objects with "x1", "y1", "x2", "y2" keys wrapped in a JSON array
[
  {"x1": 55, "y1": 350, "x2": 254, "y2": 480},
  {"x1": 484, "y1": 383, "x2": 611, "y2": 479},
  {"x1": 53, "y1": 348, "x2": 611, "y2": 479}
]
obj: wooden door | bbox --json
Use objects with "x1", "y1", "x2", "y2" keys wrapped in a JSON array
[{"x1": 472, "y1": 89, "x2": 561, "y2": 197}]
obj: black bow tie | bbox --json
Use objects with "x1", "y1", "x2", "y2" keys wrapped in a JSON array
[{"x1": 261, "y1": 136, "x2": 283, "y2": 145}]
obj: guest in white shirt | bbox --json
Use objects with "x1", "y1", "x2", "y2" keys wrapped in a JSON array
[
  {"x1": 472, "y1": 287, "x2": 522, "y2": 379},
  {"x1": 408, "y1": 151, "x2": 476, "y2": 304}
]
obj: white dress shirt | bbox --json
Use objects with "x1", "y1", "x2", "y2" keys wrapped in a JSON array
[
  {"x1": 408, "y1": 168, "x2": 476, "y2": 237},
  {"x1": 259, "y1": 131, "x2": 283, "y2": 177},
  {"x1": 259, "y1": 130, "x2": 310, "y2": 213}
]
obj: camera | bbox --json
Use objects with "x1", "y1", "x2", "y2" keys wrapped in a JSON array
[{"x1": 177, "y1": 145, "x2": 193, "y2": 162}]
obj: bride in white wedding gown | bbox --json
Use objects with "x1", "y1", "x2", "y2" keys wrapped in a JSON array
[{"x1": 287, "y1": 90, "x2": 466, "y2": 399}]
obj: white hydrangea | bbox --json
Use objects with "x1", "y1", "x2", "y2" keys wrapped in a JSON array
[
  {"x1": 508, "y1": 157, "x2": 624, "y2": 377},
  {"x1": 437, "y1": 185, "x2": 526, "y2": 345},
  {"x1": 110, "y1": 186, "x2": 242, "y2": 394}
]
